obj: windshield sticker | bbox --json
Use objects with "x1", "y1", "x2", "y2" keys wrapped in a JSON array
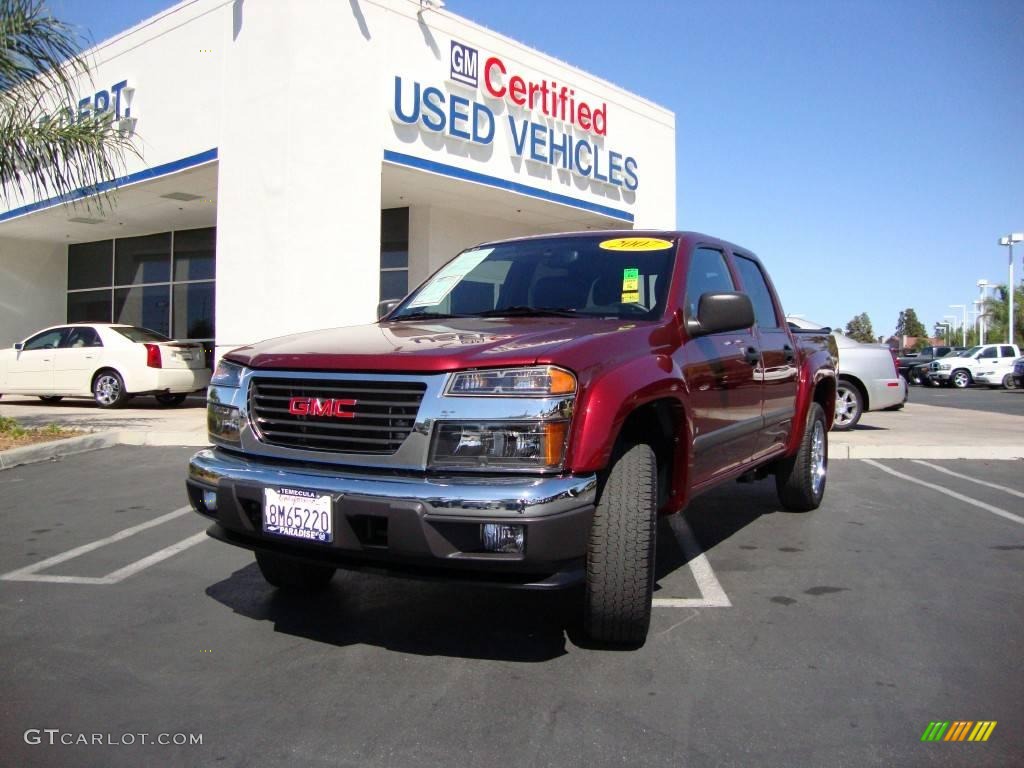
[
  {"x1": 622, "y1": 268, "x2": 639, "y2": 291},
  {"x1": 406, "y1": 248, "x2": 493, "y2": 308},
  {"x1": 599, "y1": 237, "x2": 673, "y2": 252}
]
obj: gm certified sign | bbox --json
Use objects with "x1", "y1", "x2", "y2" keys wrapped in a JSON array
[{"x1": 450, "y1": 41, "x2": 478, "y2": 86}]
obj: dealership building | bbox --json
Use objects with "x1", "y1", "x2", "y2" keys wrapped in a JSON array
[{"x1": 0, "y1": 0, "x2": 676, "y2": 360}]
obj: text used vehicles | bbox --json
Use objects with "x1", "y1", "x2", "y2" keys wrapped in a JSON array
[
  {"x1": 927, "y1": 344, "x2": 1022, "y2": 388},
  {"x1": 187, "y1": 232, "x2": 836, "y2": 647},
  {"x1": 0, "y1": 324, "x2": 209, "y2": 408}
]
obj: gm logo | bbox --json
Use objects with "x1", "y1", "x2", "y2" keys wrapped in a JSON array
[{"x1": 450, "y1": 41, "x2": 478, "y2": 86}]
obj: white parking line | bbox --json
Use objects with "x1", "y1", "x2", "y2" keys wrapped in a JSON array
[
  {"x1": 910, "y1": 460, "x2": 1024, "y2": 500},
  {"x1": 653, "y1": 515, "x2": 732, "y2": 608},
  {"x1": 1, "y1": 506, "x2": 207, "y2": 584},
  {"x1": 863, "y1": 459, "x2": 1024, "y2": 527}
]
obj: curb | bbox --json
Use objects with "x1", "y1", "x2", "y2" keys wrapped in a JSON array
[
  {"x1": 829, "y1": 445, "x2": 1024, "y2": 460},
  {"x1": 0, "y1": 431, "x2": 123, "y2": 470},
  {"x1": 0, "y1": 430, "x2": 209, "y2": 470}
]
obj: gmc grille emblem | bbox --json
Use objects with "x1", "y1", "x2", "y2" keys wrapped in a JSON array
[{"x1": 288, "y1": 397, "x2": 357, "y2": 419}]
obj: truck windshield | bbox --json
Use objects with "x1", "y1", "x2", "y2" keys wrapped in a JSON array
[{"x1": 390, "y1": 235, "x2": 677, "y2": 321}]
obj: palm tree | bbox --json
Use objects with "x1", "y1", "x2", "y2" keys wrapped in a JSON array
[
  {"x1": 1, "y1": 0, "x2": 137, "y2": 210},
  {"x1": 982, "y1": 283, "x2": 1024, "y2": 347}
]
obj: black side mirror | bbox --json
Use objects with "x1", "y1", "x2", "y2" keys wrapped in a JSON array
[
  {"x1": 13, "y1": 342, "x2": 23, "y2": 351},
  {"x1": 376, "y1": 299, "x2": 401, "y2": 320},
  {"x1": 688, "y1": 292, "x2": 755, "y2": 337}
]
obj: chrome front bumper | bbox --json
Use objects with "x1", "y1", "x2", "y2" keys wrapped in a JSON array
[{"x1": 187, "y1": 448, "x2": 598, "y2": 588}]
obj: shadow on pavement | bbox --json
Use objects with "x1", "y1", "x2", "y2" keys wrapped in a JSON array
[{"x1": 205, "y1": 477, "x2": 785, "y2": 661}]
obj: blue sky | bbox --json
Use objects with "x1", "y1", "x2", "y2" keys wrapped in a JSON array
[{"x1": 47, "y1": 0, "x2": 1024, "y2": 339}]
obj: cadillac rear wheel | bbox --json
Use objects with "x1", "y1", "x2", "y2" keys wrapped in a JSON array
[
  {"x1": 255, "y1": 552, "x2": 335, "y2": 590},
  {"x1": 832, "y1": 381, "x2": 863, "y2": 430},
  {"x1": 583, "y1": 441, "x2": 657, "y2": 649},
  {"x1": 775, "y1": 402, "x2": 828, "y2": 512}
]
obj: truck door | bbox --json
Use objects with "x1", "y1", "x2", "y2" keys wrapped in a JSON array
[
  {"x1": 679, "y1": 246, "x2": 761, "y2": 484},
  {"x1": 732, "y1": 253, "x2": 799, "y2": 457}
]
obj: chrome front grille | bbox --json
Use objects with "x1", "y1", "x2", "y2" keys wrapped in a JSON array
[{"x1": 249, "y1": 376, "x2": 427, "y2": 454}]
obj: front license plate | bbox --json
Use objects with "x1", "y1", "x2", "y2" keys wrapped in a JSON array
[{"x1": 263, "y1": 487, "x2": 333, "y2": 543}]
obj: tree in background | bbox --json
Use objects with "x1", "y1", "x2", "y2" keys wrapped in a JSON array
[
  {"x1": 981, "y1": 283, "x2": 1024, "y2": 347},
  {"x1": 895, "y1": 308, "x2": 927, "y2": 341},
  {"x1": 845, "y1": 312, "x2": 875, "y2": 343},
  {"x1": 0, "y1": 0, "x2": 137, "y2": 208}
]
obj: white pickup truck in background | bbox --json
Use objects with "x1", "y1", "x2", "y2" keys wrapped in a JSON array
[{"x1": 927, "y1": 344, "x2": 1022, "y2": 389}]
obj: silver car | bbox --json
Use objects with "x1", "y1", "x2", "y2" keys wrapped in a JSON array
[{"x1": 788, "y1": 319, "x2": 907, "y2": 430}]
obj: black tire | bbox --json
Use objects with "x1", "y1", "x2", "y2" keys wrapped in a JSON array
[
  {"x1": 1003, "y1": 374, "x2": 1016, "y2": 390},
  {"x1": 155, "y1": 392, "x2": 188, "y2": 407},
  {"x1": 255, "y1": 551, "x2": 335, "y2": 590},
  {"x1": 583, "y1": 441, "x2": 657, "y2": 648},
  {"x1": 775, "y1": 402, "x2": 828, "y2": 512},
  {"x1": 92, "y1": 370, "x2": 128, "y2": 408},
  {"x1": 950, "y1": 369, "x2": 972, "y2": 389},
  {"x1": 832, "y1": 380, "x2": 863, "y2": 430},
  {"x1": 38, "y1": 396, "x2": 63, "y2": 404}
]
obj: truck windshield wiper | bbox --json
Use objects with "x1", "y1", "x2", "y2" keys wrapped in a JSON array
[
  {"x1": 474, "y1": 306, "x2": 579, "y2": 318},
  {"x1": 388, "y1": 311, "x2": 473, "y2": 321}
]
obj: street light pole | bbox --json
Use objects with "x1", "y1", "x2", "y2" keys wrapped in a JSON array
[
  {"x1": 949, "y1": 304, "x2": 966, "y2": 347},
  {"x1": 943, "y1": 315, "x2": 958, "y2": 346},
  {"x1": 999, "y1": 233, "x2": 1023, "y2": 345},
  {"x1": 977, "y1": 279, "x2": 989, "y2": 345}
]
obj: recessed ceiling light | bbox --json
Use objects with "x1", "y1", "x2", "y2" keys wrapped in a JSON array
[
  {"x1": 160, "y1": 191, "x2": 203, "y2": 201},
  {"x1": 67, "y1": 216, "x2": 104, "y2": 224}
]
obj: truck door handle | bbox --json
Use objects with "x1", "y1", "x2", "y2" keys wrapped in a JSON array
[
  {"x1": 744, "y1": 346, "x2": 761, "y2": 366},
  {"x1": 783, "y1": 344, "x2": 795, "y2": 363}
]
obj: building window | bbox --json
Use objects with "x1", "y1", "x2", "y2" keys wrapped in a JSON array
[
  {"x1": 66, "y1": 227, "x2": 216, "y2": 358},
  {"x1": 380, "y1": 207, "x2": 409, "y2": 301}
]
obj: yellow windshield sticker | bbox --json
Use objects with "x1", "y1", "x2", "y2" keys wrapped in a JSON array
[
  {"x1": 621, "y1": 291, "x2": 640, "y2": 303},
  {"x1": 622, "y1": 268, "x2": 639, "y2": 293},
  {"x1": 599, "y1": 237, "x2": 673, "y2": 252}
]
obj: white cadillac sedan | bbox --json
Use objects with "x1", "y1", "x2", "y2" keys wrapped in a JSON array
[{"x1": 0, "y1": 324, "x2": 211, "y2": 408}]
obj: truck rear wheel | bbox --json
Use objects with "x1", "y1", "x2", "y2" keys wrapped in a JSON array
[
  {"x1": 775, "y1": 402, "x2": 828, "y2": 512},
  {"x1": 255, "y1": 551, "x2": 335, "y2": 590},
  {"x1": 583, "y1": 441, "x2": 657, "y2": 648}
]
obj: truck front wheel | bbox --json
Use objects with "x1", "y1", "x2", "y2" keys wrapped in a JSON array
[
  {"x1": 583, "y1": 441, "x2": 657, "y2": 648},
  {"x1": 775, "y1": 402, "x2": 828, "y2": 512},
  {"x1": 255, "y1": 551, "x2": 336, "y2": 590}
]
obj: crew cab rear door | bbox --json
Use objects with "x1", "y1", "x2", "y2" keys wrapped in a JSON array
[
  {"x1": 678, "y1": 246, "x2": 761, "y2": 484},
  {"x1": 731, "y1": 252, "x2": 798, "y2": 458}
]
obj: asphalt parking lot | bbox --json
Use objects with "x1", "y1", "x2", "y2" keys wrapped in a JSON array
[
  {"x1": 908, "y1": 382, "x2": 1024, "y2": 417},
  {"x1": 1, "y1": 447, "x2": 1021, "y2": 767}
]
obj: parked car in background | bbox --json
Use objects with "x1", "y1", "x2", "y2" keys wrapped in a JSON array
[
  {"x1": 926, "y1": 344, "x2": 1021, "y2": 388},
  {"x1": 0, "y1": 323, "x2": 210, "y2": 408},
  {"x1": 973, "y1": 356, "x2": 1019, "y2": 389},
  {"x1": 1014, "y1": 357, "x2": 1024, "y2": 389},
  {"x1": 897, "y1": 345, "x2": 960, "y2": 384},
  {"x1": 788, "y1": 318, "x2": 907, "y2": 430}
]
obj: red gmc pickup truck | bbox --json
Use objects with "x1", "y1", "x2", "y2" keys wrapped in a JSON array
[{"x1": 188, "y1": 231, "x2": 836, "y2": 647}]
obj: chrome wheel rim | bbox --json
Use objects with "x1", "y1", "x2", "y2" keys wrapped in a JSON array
[
  {"x1": 834, "y1": 387, "x2": 857, "y2": 426},
  {"x1": 952, "y1": 371, "x2": 968, "y2": 388},
  {"x1": 95, "y1": 374, "x2": 120, "y2": 405},
  {"x1": 810, "y1": 419, "x2": 826, "y2": 497}
]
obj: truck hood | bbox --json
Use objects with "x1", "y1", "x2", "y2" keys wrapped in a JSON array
[{"x1": 225, "y1": 317, "x2": 665, "y2": 372}]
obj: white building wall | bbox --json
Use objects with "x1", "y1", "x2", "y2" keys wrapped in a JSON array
[{"x1": 0, "y1": 238, "x2": 67, "y2": 347}]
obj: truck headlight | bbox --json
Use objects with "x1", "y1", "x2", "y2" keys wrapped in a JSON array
[
  {"x1": 211, "y1": 359, "x2": 245, "y2": 387},
  {"x1": 429, "y1": 420, "x2": 569, "y2": 470},
  {"x1": 446, "y1": 366, "x2": 576, "y2": 397},
  {"x1": 938, "y1": 363, "x2": 951, "y2": 370},
  {"x1": 208, "y1": 403, "x2": 241, "y2": 443}
]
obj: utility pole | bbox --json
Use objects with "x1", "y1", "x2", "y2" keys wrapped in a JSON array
[
  {"x1": 999, "y1": 234, "x2": 1023, "y2": 345},
  {"x1": 977, "y1": 279, "x2": 989, "y2": 345}
]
